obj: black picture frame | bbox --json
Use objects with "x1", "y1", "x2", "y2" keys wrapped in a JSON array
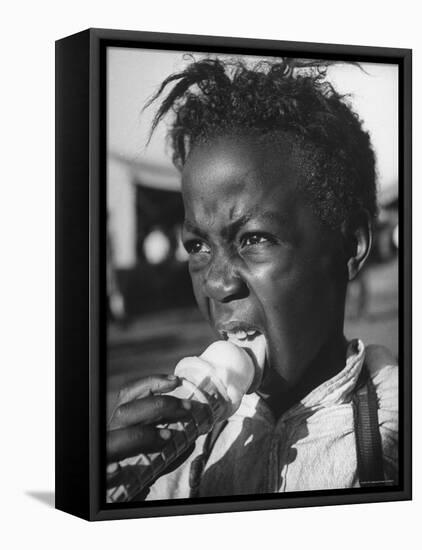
[{"x1": 55, "y1": 27, "x2": 412, "y2": 521}]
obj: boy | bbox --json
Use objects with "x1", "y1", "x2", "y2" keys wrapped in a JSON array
[{"x1": 107, "y1": 58, "x2": 398, "y2": 498}]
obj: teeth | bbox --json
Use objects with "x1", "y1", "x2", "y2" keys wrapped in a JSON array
[
  {"x1": 226, "y1": 329, "x2": 259, "y2": 341},
  {"x1": 227, "y1": 330, "x2": 247, "y2": 341}
]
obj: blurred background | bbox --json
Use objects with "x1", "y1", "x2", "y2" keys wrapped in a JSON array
[{"x1": 106, "y1": 48, "x2": 399, "y2": 411}]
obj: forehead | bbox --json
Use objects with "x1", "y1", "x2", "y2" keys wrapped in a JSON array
[{"x1": 181, "y1": 136, "x2": 303, "y2": 220}]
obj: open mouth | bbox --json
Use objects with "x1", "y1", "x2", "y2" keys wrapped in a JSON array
[
  {"x1": 221, "y1": 328, "x2": 262, "y2": 344},
  {"x1": 217, "y1": 321, "x2": 263, "y2": 343}
]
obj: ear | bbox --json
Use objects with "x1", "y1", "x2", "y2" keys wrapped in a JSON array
[{"x1": 341, "y1": 210, "x2": 372, "y2": 281}]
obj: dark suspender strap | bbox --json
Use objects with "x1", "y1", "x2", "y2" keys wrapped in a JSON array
[
  {"x1": 353, "y1": 363, "x2": 385, "y2": 487},
  {"x1": 189, "y1": 420, "x2": 228, "y2": 498}
]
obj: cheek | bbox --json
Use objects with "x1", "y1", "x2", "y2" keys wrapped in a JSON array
[
  {"x1": 301, "y1": 262, "x2": 346, "y2": 344},
  {"x1": 263, "y1": 249, "x2": 346, "y2": 333},
  {"x1": 189, "y1": 269, "x2": 209, "y2": 318},
  {"x1": 261, "y1": 253, "x2": 345, "y2": 378},
  {"x1": 312, "y1": 249, "x2": 348, "y2": 308}
]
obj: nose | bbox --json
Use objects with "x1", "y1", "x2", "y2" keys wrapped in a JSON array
[{"x1": 203, "y1": 252, "x2": 248, "y2": 303}]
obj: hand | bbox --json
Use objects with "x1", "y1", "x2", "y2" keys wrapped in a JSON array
[{"x1": 107, "y1": 374, "x2": 194, "y2": 464}]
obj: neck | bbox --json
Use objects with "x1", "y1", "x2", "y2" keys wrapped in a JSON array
[{"x1": 259, "y1": 333, "x2": 348, "y2": 419}]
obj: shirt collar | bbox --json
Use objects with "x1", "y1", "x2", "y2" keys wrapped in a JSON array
[{"x1": 235, "y1": 339, "x2": 365, "y2": 423}]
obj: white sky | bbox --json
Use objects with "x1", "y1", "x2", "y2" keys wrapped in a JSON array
[{"x1": 108, "y1": 47, "x2": 398, "y2": 191}]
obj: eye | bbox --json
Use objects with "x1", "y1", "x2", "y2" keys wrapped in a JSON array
[
  {"x1": 240, "y1": 233, "x2": 274, "y2": 248},
  {"x1": 183, "y1": 239, "x2": 211, "y2": 255}
]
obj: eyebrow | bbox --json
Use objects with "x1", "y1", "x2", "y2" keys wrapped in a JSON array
[
  {"x1": 183, "y1": 211, "x2": 287, "y2": 239},
  {"x1": 183, "y1": 219, "x2": 207, "y2": 239}
]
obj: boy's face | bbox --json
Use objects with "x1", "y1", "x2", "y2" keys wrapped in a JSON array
[{"x1": 181, "y1": 136, "x2": 348, "y2": 393}]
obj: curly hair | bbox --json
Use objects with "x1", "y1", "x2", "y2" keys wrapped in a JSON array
[{"x1": 145, "y1": 57, "x2": 377, "y2": 228}]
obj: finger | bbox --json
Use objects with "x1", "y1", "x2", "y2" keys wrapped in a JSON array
[
  {"x1": 109, "y1": 395, "x2": 193, "y2": 430},
  {"x1": 107, "y1": 424, "x2": 174, "y2": 463},
  {"x1": 116, "y1": 374, "x2": 180, "y2": 405}
]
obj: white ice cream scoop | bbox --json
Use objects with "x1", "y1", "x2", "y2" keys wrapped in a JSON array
[{"x1": 175, "y1": 336, "x2": 267, "y2": 415}]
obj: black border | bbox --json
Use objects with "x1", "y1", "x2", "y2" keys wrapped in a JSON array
[
  {"x1": 55, "y1": 28, "x2": 412, "y2": 521},
  {"x1": 56, "y1": 30, "x2": 91, "y2": 520}
]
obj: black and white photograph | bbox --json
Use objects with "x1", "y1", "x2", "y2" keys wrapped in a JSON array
[
  {"x1": 4, "y1": 0, "x2": 421, "y2": 544},
  {"x1": 104, "y1": 44, "x2": 403, "y2": 505}
]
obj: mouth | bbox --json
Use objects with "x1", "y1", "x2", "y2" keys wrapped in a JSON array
[
  {"x1": 216, "y1": 322, "x2": 267, "y2": 392},
  {"x1": 222, "y1": 329, "x2": 262, "y2": 344},
  {"x1": 216, "y1": 322, "x2": 263, "y2": 344}
]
